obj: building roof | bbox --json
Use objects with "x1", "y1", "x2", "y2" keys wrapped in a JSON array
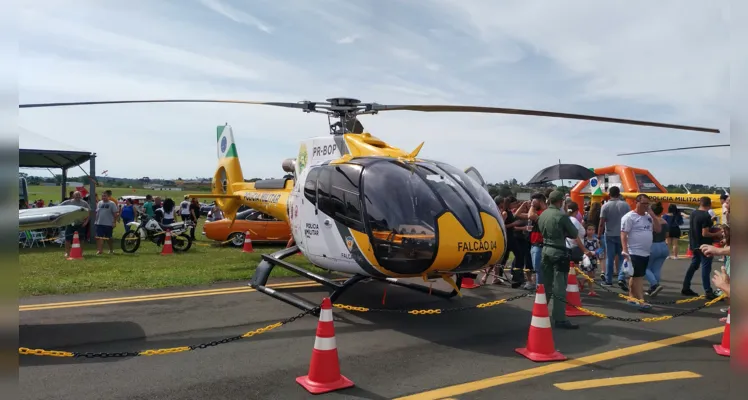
[{"x1": 19, "y1": 148, "x2": 95, "y2": 169}]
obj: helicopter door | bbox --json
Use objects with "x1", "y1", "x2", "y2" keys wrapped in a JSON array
[
  {"x1": 301, "y1": 167, "x2": 327, "y2": 257},
  {"x1": 464, "y1": 166, "x2": 488, "y2": 190},
  {"x1": 315, "y1": 164, "x2": 365, "y2": 263}
]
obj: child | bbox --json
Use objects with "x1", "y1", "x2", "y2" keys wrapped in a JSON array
[{"x1": 580, "y1": 224, "x2": 601, "y2": 295}]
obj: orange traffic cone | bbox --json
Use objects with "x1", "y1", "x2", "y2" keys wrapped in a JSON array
[
  {"x1": 67, "y1": 231, "x2": 83, "y2": 260},
  {"x1": 242, "y1": 231, "x2": 254, "y2": 253},
  {"x1": 161, "y1": 230, "x2": 174, "y2": 255},
  {"x1": 296, "y1": 298, "x2": 354, "y2": 394},
  {"x1": 515, "y1": 284, "x2": 567, "y2": 362},
  {"x1": 714, "y1": 309, "x2": 730, "y2": 357},
  {"x1": 461, "y1": 275, "x2": 480, "y2": 289},
  {"x1": 566, "y1": 266, "x2": 590, "y2": 317},
  {"x1": 684, "y1": 248, "x2": 693, "y2": 258}
]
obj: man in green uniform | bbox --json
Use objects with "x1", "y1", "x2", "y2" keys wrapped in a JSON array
[{"x1": 538, "y1": 190, "x2": 593, "y2": 329}]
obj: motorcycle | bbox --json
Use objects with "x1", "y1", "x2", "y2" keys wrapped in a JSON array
[{"x1": 120, "y1": 214, "x2": 193, "y2": 253}]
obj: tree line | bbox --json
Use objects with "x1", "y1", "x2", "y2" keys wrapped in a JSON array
[{"x1": 20, "y1": 173, "x2": 728, "y2": 197}]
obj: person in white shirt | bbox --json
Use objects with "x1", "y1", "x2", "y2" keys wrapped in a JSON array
[
  {"x1": 565, "y1": 201, "x2": 585, "y2": 249},
  {"x1": 179, "y1": 195, "x2": 191, "y2": 222},
  {"x1": 621, "y1": 194, "x2": 662, "y2": 310}
]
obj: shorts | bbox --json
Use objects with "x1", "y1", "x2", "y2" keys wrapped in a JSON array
[
  {"x1": 64, "y1": 225, "x2": 86, "y2": 241},
  {"x1": 95, "y1": 224, "x2": 114, "y2": 239},
  {"x1": 668, "y1": 226, "x2": 681, "y2": 238},
  {"x1": 630, "y1": 255, "x2": 649, "y2": 278}
]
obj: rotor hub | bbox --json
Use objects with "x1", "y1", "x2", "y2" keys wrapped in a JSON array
[{"x1": 326, "y1": 97, "x2": 361, "y2": 107}]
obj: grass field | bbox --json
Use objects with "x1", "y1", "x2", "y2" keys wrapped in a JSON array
[{"x1": 20, "y1": 186, "x2": 323, "y2": 297}]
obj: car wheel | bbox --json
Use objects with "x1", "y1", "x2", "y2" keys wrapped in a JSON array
[{"x1": 228, "y1": 232, "x2": 245, "y2": 247}]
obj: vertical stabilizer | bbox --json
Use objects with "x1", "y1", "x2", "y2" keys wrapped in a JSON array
[{"x1": 213, "y1": 124, "x2": 245, "y2": 219}]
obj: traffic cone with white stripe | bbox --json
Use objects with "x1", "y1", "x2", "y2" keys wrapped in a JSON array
[
  {"x1": 566, "y1": 266, "x2": 590, "y2": 317},
  {"x1": 714, "y1": 309, "x2": 731, "y2": 357},
  {"x1": 242, "y1": 231, "x2": 254, "y2": 253},
  {"x1": 161, "y1": 230, "x2": 174, "y2": 255},
  {"x1": 67, "y1": 231, "x2": 83, "y2": 260},
  {"x1": 296, "y1": 298, "x2": 354, "y2": 394},
  {"x1": 515, "y1": 284, "x2": 567, "y2": 362}
]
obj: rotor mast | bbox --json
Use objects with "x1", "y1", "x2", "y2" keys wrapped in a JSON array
[{"x1": 300, "y1": 98, "x2": 378, "y2": 135}]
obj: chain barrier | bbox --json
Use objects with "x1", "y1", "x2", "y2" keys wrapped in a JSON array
[
  {"x1": 334, "y1": 291, "x2": 534, "y2": 315},
  {"x1": 18, "y1": 307, "x2": 318, "y2": 358},
  {"x1": 551, "y1": 291, "x2": 725, "y2": 323},
  {"x1": 572, "y1": 267, "x2": 708, "y2": 306}
]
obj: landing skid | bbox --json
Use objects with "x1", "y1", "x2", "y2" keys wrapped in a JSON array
[
  {"x1": 249, "y1": 247, "x2": 465, "y2": 314},
  {"x1": 250, "y1": 246, "x2": 366, "y2": 316}
]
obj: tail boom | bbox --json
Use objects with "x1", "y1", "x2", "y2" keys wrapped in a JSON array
[{"x1": 235, "y1": 180, "x2": 293, "y2": 223}]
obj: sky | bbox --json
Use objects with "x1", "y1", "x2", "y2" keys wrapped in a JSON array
[{"x1": 17, "y1": 0, "x2": 730, "y2": 186}]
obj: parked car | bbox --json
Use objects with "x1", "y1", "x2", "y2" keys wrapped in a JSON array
[
  {"x1": 199, "y1": 202, "x2": 214, "y2": 216},
  {"x1": 202, "y1": 208, "x2": 291, "y2": 247}
]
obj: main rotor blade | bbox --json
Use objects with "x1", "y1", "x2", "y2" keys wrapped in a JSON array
[
  {"x1": 372, "y1": 104, "x2": 720, "y2": 133},
  {"x1": 617, "y1": 144, "x2": 730, "y2": 156},
  {"x1": 19, "y1": 99, "x2": 313, "y2": 109}
]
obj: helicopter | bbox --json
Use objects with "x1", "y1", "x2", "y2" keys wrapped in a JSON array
[{"x1": 19, "y1": 97, "x2": 720, "y2": 313}]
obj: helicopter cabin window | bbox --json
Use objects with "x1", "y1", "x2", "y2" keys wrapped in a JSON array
[
  {"x1": 304, "y1": 167, "x2": 320, "y2": 205},
  {"x1": 315, "y1": 165, "x2": 363, "y2": 230},
  {"x1": 316, "y1": 167, "x2": 332, "y2": 207},
  {"x1": 329, "y1": 165, "x2": 363, "y2": 230}
]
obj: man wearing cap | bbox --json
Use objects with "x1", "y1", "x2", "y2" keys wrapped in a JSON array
[{"x1": 538, "y1": 190, "x2": 593, "y2": 329}]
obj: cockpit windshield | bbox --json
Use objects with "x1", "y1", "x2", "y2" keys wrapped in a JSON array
[
  {"x1": 415, "y1": 162, "x2": 483, "y2": 237},
  {"x1": 360, "y1": 159, "x2": 485, "y2": 275},
  {"x1": 432, "y1": 161, "x2": 502, "y2": 223}
]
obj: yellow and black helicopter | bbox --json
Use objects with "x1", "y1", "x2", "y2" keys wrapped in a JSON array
[{"x1": 19, "y1": 98, "x2": 720, "y2": 312}]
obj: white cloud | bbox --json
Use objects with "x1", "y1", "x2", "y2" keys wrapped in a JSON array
[
  {"x1": 198, "y1": 0, "x2": 273, "y2": 34},
  {"x1": 336, "y1": 35, "x2": 360, "y2": 45},
  {"x1": 18, "y1": 0, "x2": 729, "y2": 187}
]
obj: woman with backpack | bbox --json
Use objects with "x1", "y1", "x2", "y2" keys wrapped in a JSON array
[{"x1": 662, "y1": 204, "x2": 684, "y2": 259}]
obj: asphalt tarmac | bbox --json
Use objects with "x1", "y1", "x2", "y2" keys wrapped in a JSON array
[{"x1": 19, "y1": 259, "x2": 730, "y2": 400}]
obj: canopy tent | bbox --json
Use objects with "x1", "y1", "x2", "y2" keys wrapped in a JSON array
[{"x1": 19, "y1": 138, "x2": 98, "y2": 243}]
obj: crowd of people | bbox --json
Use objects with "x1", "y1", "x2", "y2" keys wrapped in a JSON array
[
  {"x1": 484, "y1": 187, "x2": 730, "y2": 329},
  {"x1": 57, "y1": 192, "x2": 205, "y2": 256}
]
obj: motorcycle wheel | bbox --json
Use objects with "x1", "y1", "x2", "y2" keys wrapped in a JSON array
[
  {"x1": 172, "y1": 233, "x2": 193, "y2": 252},
  {"x1": 121, "y1": 230, "x2": 141, "y2": 253}
]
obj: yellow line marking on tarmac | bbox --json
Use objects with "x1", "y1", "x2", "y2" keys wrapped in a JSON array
[
  {"x1": 553, "y1": 371, "x2": 701, "y2": 391},
  {"x1": 20, "y1": 280, "x2": 343, "y2": 312},
  {"x1": 394, "y1": 327, "x2": 723, "y2": 400}
]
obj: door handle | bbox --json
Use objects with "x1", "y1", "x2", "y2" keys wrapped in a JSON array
[{"x1": 324, "y1": 219, "x2": 332, "y2": 227}]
